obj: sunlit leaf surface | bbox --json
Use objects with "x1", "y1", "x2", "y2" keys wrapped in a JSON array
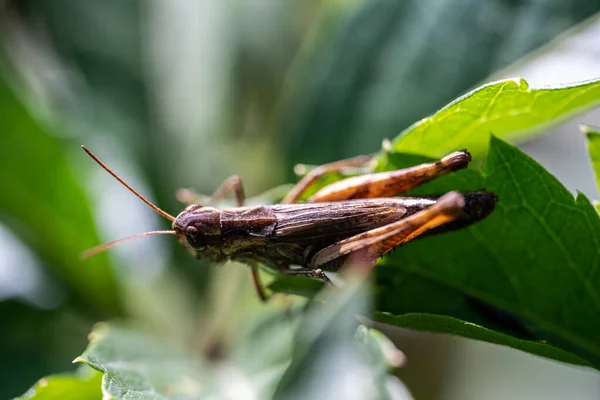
[{"x1": 393, "y1": 78, "x2": 600, "y2": 158}]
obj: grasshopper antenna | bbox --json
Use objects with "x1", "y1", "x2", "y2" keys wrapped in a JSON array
[
  {"x1": 81, "y1": 230, "x2": 176, "y2": 259},
  {"x1": 81, "y1": 146, "x2": 177, "y2": 258},
  {"x1": 81, "y1": 145, "x2": 175, "y2": 221}
]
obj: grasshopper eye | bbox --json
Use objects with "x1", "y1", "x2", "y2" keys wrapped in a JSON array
[{"x1": 185, "y1": 225, "x2": 205, "y2": 249}]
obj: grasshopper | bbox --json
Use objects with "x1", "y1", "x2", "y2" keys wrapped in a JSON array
[{"x1": 82, "y1": 146, "x2": 496, "y2": 300}]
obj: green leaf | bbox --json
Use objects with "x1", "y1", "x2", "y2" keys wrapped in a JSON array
[
  {"x1": 375, "y1": 313, "x2": 592, "y2": 368},
  {"x1": 583, "y1": 124, "x2": 600, "y2": 197},
  {"x1": 266, "y1": 275, "x2": 325, "y2": 298},
  {"x1": 0, "y1": 76, "x2": 121, "y2": 314},
  {"x1": 14, "y1": 366, "x2": 102, "y2": 400},
  {"x1": 376, "y1": 136, "x2": 600, "y2": 369},
  {"x1": 393, "y1": 78, "x2": 600, "y2": 158}
]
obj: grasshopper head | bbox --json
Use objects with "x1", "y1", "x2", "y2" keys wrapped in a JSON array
[{"x1": 173, "y1": 205, "x2": 222, "y2": 251}]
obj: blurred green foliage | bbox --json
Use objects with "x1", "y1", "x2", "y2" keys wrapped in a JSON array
[
  {"x1": 280, "y1": 0, "x2": 600, "y2": 166},
  {"x1": 0, "y1": 76, "x2": 121, "y2": 314},
  {"x1": 58, "y1": 284, "x2": 408, "y2": 399},
  {"x1": 2, "y1": 0, "x2": 600, "y2": 398}
]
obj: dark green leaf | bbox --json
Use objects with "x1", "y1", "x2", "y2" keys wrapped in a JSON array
[
  {"x1": 376, "y1": 136, "x2": 600, "y2": 369},
  {"x1": 266, "y1": 275, "x2": 325, "y2": 298},
  {"x1": 375, "y1": 313, "x2": 592, "y2": 368}
]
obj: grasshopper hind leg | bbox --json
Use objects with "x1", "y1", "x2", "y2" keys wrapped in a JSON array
[
  {"x1": 281, "y1": 155, "x2": 373, "y2": 203},
  {"x1": 308, "y1": 150, "x2": 472, "y2": 203},
  {"x1": 309, "y1": 191, "x2": 468, "y2": 269}
]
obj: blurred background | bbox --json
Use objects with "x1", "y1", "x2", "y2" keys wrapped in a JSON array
[{"x1": 2, "y1": 0, "x2": 600, "y2": 398}]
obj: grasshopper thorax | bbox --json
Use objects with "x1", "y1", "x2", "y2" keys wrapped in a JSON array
[{"x1": 173, "y1": 205, "x2": 222, "y2": 250}]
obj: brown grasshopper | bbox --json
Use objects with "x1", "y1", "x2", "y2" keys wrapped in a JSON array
[{"x1": 82, "y1": 146, "x2": 496, "y2": 300}]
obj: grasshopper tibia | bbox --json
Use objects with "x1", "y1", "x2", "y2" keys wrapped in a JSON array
[{"x1": 308, "y1": 191, "x2": 466, "y2": 268}]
